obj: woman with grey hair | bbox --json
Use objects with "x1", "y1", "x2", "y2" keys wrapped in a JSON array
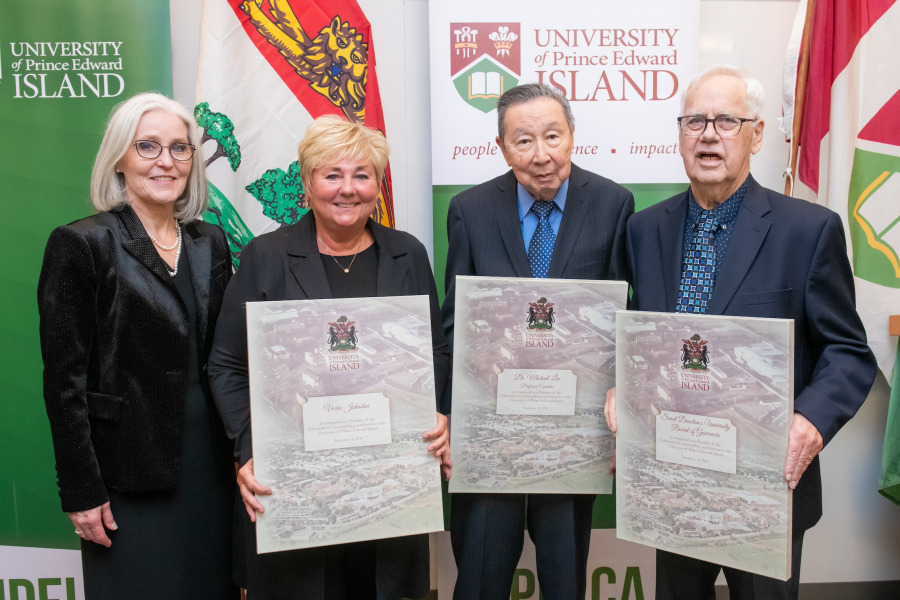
[{"x1": 37, "y1": 92, "x2": 238, "y2": 599}]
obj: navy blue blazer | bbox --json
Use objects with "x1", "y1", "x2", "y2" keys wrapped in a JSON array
[
  {"x1": 626, "y1": 177, "x2": 877, "y2": 531},
  {"x1": 441, "y1": 164, "x2": 635, "y2": 412}
]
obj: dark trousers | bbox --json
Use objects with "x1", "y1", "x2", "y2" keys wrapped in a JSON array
[
  {"x1": 655, "y1": 530, "x2": 805, "y2": 600},
  {"x1": 451, "y1": 492, "x2": 595, "y2": 600}
]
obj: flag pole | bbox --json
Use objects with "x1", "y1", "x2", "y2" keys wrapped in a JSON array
[{"x1": 785, "y1": 0, "x2": 818, "y2": 197}]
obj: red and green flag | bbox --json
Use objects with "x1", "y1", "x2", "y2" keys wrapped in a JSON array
[
  {"x1": 196, "y1": 0, "x2": 394, "y2": 266},
  {"x1": 788, "y1": 0, "x2": 900, "y2": 504}
]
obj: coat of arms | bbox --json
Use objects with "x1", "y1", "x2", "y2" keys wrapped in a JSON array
[
  {"x1": 526, "y1": 297, "x2": 555, "y2": 330},
  {"x1": 680, "y1": 333, "x2": 709, "y2": 371},
  {"x1": 327, "y1": 315, "x2": 358, "y2": 352}
]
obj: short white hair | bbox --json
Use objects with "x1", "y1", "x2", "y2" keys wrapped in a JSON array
[
  {"x1": 90, "y1": 92, "x2": 208, "y2": 222},
  {"x1": 680, "y1": 65, "x2": 765, "y2": 120}
]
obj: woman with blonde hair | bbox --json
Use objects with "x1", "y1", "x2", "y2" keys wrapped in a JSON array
[{"x1": 209, "y1": 114, "x2": 451, "y2": 599}]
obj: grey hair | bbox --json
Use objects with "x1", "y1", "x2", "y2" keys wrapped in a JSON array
[
  {"x1": 90, "y1": 92, "x2": 208, "y2": 223},
  {"x1": 497, "y1": 83, "x2": 575, "y2": 141},
  {"x1": 680, "y1": 65, "x2": 765, "y2": 120}
]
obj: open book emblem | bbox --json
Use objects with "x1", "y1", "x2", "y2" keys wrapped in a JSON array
[{"x1": 450, "y1": 22, "x2": 521, "y2": 113}]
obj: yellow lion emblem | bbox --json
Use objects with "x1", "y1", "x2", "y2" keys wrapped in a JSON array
[{"x1": 241, "y1": 1, "x2": 368, "y2": 123}]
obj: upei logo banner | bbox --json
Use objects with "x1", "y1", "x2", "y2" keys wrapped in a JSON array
[
  {"x1": 429, "y1": 0, "x2": 700, "y2": 186},
  {"x1": 196, "y1": 0, "x2": 394, "y2": 266}
]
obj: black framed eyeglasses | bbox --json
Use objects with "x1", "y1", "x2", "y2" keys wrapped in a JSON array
[
  {"x1": 677, "y1": 116, "x2": 757, "y2": 138},
  {"x1": 133, "y1": 140, "x2": 196, "y2": 161}
]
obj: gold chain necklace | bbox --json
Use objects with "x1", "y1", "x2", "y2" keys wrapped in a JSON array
[{"x1": 317, "y1": 234, "x2": 366, "y2": 274}]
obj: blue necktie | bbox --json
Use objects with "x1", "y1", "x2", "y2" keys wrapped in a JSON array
[
  {"x1": 528, "y1": 201, "x2": 557, "y2": 278},
  {"x1": 676, "y1": 210, "x2": 719, "y2": 313}
]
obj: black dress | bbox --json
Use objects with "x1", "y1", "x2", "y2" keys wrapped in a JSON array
[{"x1": 80, "y1": 252, "x2": 238, "y2": 599}]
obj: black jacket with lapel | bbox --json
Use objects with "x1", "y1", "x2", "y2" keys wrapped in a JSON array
[{"x1": 38, "y1": 205, "x2": 232, "y2": 512}]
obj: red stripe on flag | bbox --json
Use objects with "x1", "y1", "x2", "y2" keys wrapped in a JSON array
[
  {"x1": 798, "y1": 0, "x2": 896, "y2": 192},
  {"x1": 858, "y1": 89, "x2": 900, "y2": 146}
]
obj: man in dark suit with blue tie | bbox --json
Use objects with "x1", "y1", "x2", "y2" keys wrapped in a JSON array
[
  {"x1": 442, "y1": 83, "x2": 634, "y2": 600},
  {"x1": 605, "y1": 65, "x2": 877, "y2": 600}
]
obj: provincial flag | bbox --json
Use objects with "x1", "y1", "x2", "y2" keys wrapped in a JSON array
[
  {"x1": 787, "y1": 0, "x2": 900, "y2": 505},
  {"x1": 195, "y1": 0, "x2": 395, "y2": 265},
  {"x1": 791, "y1": 0, "x2": 900, "y2": 383}
]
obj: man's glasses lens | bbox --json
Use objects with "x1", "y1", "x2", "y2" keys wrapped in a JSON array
[{"x1": 678, "y1": 116, "x2": 753, "y2": 138}]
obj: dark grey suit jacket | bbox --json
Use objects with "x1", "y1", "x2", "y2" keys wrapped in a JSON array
[
  {"x1": 626, "y1": 177, "x2": 877, "y2": 531},
  {"x1": 440, "y1": 163, "x2": 635, "y2": 412},
  {"x1": 38, "y1": 205, "x2": 232, "y2": 512}
]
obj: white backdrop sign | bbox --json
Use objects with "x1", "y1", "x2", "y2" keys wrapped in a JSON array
[{"x1": 429, "y1": 0, "x2": 700, "y2": 185}]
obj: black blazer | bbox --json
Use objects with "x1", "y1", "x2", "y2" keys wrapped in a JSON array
[
  {"x1": 38, "y1": 205, "x2": 232, "y2": 512},
  {"x1": 440, "y1": 163, "x2": 635, "y2": 411},
  {"x1": 208, "y1": 211, "x2": 450, "y2": 467},
  {"x1": 626, "y1": 177, "x2": 877, "y2": 531},
  {"x1": 207, "y1": 212, "x2": 448, "y2": 600}
]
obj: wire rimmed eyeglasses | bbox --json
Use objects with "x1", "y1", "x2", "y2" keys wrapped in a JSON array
[
  {"x1": 677, "y1": 116, "x2": 757, "y2": 138},
  {"x1": 133, "y1": 140, "x2": 196, "y2": 161}
]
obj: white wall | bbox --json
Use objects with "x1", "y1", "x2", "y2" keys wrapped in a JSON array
[{"x1": 170, "y1": 0, "x2": 900, "y2": 585}]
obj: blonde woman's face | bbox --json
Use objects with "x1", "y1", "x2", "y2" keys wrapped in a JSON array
[{"x1": 307, "y1": 158, "x2": 379, "y2": 234}]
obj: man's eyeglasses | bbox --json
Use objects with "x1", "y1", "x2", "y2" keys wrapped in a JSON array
[
  {"x1": 677, "y1": 116, "x2": 757, "y2": 138},
  {"x1": 133, "y1": 140, "x2": 196, "y2": 161}
]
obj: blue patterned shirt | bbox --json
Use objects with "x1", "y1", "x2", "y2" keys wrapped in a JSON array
[{"x1": 680, "y1": 175, "x2": 750, "y2": 292}]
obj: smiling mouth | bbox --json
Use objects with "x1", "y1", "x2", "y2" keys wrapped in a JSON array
[{"x1": 151, "y1": 176, "x2": 176, "y2": 181}]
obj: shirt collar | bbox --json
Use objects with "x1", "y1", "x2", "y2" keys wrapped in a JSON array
[
  {"x1": 517, "y1": 178, "x2": 569, "y2": 221},
  {"x1": 686, "y1": 175, "x2": 751, "y2": 226}
]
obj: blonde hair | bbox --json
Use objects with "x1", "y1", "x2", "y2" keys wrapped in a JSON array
[
  {"x1": 681, "y1": 65, "x2": 765, "y2": 120},
  {"x1": 297, "y1": 115, "x2": 390, "y2": 188},
  {"x1": 90, "y1": 92, "x2": 208, "y2": 222}
]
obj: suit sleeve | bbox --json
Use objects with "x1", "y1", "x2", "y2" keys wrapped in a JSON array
[
  {"x1": 794, "y1": 212, "x2": 877, "y2": 445},
  {"x1": 38, "y1": 226, "x2": 109, "y2": 512},
  {"x1": 409, "y1": 239, "x2": 451, "y2": 414},
  {"x1": 439, "y1": 197, "x2": 475, "y2": 414},
  {"x1": 208, "y1": 240, "x2": 260, "y2": 466},
  {"x1": 608, "y1": 189, "x2": 635, "y2": 283}
]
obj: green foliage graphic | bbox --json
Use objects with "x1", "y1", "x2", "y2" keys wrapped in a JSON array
[
  {"x1": 194, "y1": 102, "x2": 242, "y2": 171},
  {"x1": 245, "y1": 161, "x2": 308, "y2": 226}
]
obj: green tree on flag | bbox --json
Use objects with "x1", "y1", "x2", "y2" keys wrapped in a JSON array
[
  {"x1": 245, "y1": 161, "x2": 308, "y2": 226},
  {"x1": 195, "y1": 102, "x2": 242, "y2": 170},
  {"x1": 193, "y1": 102, "x2": 253, "y2": 266}
]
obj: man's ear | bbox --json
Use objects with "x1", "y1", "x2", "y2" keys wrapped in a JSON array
[
  {"x1": 750, "y1": 119, "x2": 765, "y2": 155},
  {"x1": 497, "y1": 135, "x2": 512, "y2": 166}
]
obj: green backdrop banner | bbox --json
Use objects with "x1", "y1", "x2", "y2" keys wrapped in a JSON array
[{"x1": 0, "y1": 0, "x2": 172, "y2": 550}]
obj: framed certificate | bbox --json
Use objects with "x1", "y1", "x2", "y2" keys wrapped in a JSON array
[
  {"x1": 615, "y1": 310, "x2": 794, "y2": 580},
  {"x1": 246, "y1": 296, "x2": 444, "y2": 553},
  {"x1": 449, "y1": 275, "x2": 628, "y2": 494}
]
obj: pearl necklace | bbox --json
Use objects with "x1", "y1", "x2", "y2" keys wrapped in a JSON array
[
  {"x1": 317, "y1": 234, "x2": 365, "y2": 274},
  {"x1": 149, "y1": 221, "x2": 183, "y2": 277},
  {"x1": 149, "y1": 220, "x2": 181, "y2": 251}
]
